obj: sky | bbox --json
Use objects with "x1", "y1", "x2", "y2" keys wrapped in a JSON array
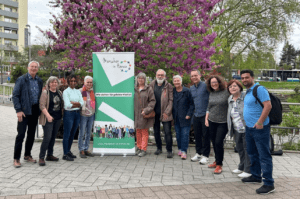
[{"x1": 28, "y1": 1, "x2": 300, "y2": 63}]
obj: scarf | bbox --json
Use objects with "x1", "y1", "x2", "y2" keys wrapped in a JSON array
[{"x1": 82, "y1": 85, "x2": 95, "y2": 109}]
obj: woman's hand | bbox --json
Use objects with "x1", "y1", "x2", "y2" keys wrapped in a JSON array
[
  {"x1": 47, "y1": 115, "x2": 54, "y2": 123},
  {"x1": 205, "y1": 119, "x2": 209, "y2": 127}
]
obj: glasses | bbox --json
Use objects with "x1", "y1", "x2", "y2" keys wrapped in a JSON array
[
  {"x1": 211, "y1": 81, "x2": 219, "y2": 84},
  {"x1": 229, "y1": 84, "x2": 238, "y2": 89},
  {"x1": 70, "y1": 80, "x2": 76, "y2": 82}
]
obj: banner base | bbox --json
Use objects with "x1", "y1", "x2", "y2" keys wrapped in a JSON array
[{"x1": 93, "y1": 148, "x2": 135, "y2": 156}]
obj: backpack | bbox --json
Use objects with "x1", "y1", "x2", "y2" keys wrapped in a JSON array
[{"x1": 253, "y1": 85, "x2": 282, "y2": 125}]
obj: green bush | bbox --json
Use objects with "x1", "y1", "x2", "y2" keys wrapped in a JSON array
[
  {"x1": 287, "y1": 94, "x2": 300, "y2": 114},
  {"x1": 282, "y1": 142, "x2": 298, "y2": 150},
  {"x1": 10, "y1": 65, "x2": 27, "y2": 83}
]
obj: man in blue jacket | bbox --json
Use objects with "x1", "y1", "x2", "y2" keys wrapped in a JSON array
[{"x1": 12, "y1": 61, "x2": 43, "y2": 168}]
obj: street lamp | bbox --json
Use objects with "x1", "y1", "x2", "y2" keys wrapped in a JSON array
[{"x1": 26, "y1": 24, "x2": 31, "y2": 62}]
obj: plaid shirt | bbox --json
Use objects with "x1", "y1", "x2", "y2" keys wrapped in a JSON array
[{"x1": 27, "y1": 73, "x2": 39, "y2": 105}]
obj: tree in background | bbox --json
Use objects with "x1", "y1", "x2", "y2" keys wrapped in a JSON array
[
  {"x1": 46, "y1": 0, "x2": 222, "y2": 78},
  {"x1": 212, "y1": 0, "x2": 300, "y2": 77},
  {"x1": 279, "y1": 41, "x2": 299, "y2": 70}
]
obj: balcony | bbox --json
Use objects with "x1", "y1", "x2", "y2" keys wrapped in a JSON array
[
  {"x1": 0, "y1": 56, "x2": 17, "y2": 62},
  {"x1": 0, "y1": 44, "x2": 18, "y2": 51},
  {"x1": 0, "y1": 10, "x2": 18, "y2": 19},
  {"x1": 0, "y1": 0, "x2": 18, "y2": 8},
  {"x1": 0, "y1": 32, "x2": 18, "y2": 39},
  {"x1": 0, "y1": 21, "x2": 18, "y2": 29}
]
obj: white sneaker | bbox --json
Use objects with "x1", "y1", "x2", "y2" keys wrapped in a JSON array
[
  {"x1": 199, "y1": 156, "x2": 209, "y2": 165},
  {"x1": 191, "y1": 153, "x2": 201, "y2": 162},
  {"x1": 238, "y1": 172, "x2": 252, "y2": 178},
  {"x1": 232, "y1": 169, "x2": 243, "y2": 174}
]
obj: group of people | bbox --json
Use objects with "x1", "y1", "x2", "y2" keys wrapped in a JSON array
[
  {"x1": 135, "y1": 69, "x2": 275, "y2": 194},
  {"x1": 13, "y1": 61, "x2": 96, "y2": 168},
  {"x1": 94, "y1": 125, "x2": 134, "y2": 138},
  {"x1": 12, "y1": 61, "x2": 275, "y2": 195}
]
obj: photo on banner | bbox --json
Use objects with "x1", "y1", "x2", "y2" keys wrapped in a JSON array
[{"x1": 92, "y1": 52, "x2": 135, "y2": 156}]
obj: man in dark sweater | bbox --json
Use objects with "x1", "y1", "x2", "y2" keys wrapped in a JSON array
[{"x1": 149, "y1": 69, "x2": 174, "y2": 158}]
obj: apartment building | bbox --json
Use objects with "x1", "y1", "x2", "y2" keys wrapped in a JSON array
[{"x1": 0, "y1": 0, "x2": 28, "y2": 63}]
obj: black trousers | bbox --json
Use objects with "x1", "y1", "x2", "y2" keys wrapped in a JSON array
[
  {"x1": 193, "y1": 115, "x2": 210, "y2": 157},
  {"x1": 209, "y1": 121, "x2": 228, "y2": 166},
  {"x1": 153, "y1": 114, "x2": 173, "y2": 152},
  {"x1": 14, "y1": 104, "x2": 39, "y2": 160}
]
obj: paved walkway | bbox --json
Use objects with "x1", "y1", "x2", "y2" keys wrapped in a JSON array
[{"x1": 1, "y1": 105, "x2": 300, "y2": 198}]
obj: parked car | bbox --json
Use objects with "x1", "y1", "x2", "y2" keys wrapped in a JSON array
[{"x1": 232, "y1": 75, "x2": 241, "y2": 80}]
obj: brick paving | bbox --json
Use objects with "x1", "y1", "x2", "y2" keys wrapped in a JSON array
[{"x1": 1, "y1": 105, "x2": 300, "y2": 198}]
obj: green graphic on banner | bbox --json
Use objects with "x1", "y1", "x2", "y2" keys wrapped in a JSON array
[{"x1": 92, "y1": 52, "x2": 135, "y2": 155}]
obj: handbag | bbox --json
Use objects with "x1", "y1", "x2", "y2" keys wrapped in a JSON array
[{"x1": 138, "y1": 91, "x2": 155, "y2": 119}]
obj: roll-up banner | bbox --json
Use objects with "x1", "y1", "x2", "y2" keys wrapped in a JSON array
[{"x1": 92, "y1": 52, "x2": 135, "y2": 156}]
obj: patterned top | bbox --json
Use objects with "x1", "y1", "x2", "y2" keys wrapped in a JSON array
[
  {"x1": 207, "y1": 89, "x2": 230, "y2": 123},
  {"x1": 27, "y1": 73, "x2": 39, "y2": 105}
]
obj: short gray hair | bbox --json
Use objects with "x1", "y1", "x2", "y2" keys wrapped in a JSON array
[
  {"x1": 84, "y1": 76, "x2": 93, "y2": 82},
  {"x1": 156, "y1": 69, "x2": 166, "y2": 76},
  {"x1": 136, "y1": 72, "x2": 147, "y2": 86},
  {"x1": 45, "y1": 76, "x2": 60, "y2": 90},
  {"x1": 190, "y1": 70, "x2": 201, "y2": 76},
  {"x1": 28, "y1": 61, "x2": 40, "y2": 68},
  {"x1": 173, "y1": 75, "x2": 182, "y2": 84}
]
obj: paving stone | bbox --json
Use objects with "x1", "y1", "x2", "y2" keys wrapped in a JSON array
[{"x1": 32, "y1": 194, "x2": 45, "y2": 199}]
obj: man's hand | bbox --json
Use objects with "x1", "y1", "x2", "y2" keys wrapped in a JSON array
[
  {"x1": 163, "y1": 113, "x2": 168, "y2": 120},
  {"x1": 253, "y1": 123, "x2": 263, "y2": 129},
  {"x1": 185, "y1": 116, "x2": 191, "y2": 120},
  {"x1": 17, "y1": 112, "x2": 25, "y2": 122}
]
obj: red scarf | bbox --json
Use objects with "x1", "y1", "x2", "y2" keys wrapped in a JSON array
[{"x1": 82, "y1": 85, "x2": 95, "y2": 109}]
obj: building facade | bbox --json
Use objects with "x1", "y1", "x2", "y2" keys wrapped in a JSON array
[{"x1": 0, "y1": 0, "x2": 28, "y2": 63}]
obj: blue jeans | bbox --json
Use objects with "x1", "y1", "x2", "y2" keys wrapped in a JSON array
[
  {"x1": 78, "y1": 114, "x2": 95, "y2": 152},
  {"x1": 175, "y1": 124, "x2": 190, "y2": 153},
  {"x1": 246, "y1": 125, "x2": 274, "y2": 186},
  {"x1": 63, "y1": 110, "x2": 81, "y2": 155}
]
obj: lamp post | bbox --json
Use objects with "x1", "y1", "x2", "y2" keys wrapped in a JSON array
[{"x1": 26, "y1": 24, "x2": 31, "y2": 62}]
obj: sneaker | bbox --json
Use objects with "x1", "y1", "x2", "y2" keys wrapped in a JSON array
[
  {"x1": 241, "y1": 176, "x2": 262, "y2": 184},
  {"x1": 238, "y1": 172, "x2": 252, "y2": 178},
  {"x1": 208, "y1": 162, "x2": 217, "y2": 168},
  {"x1": 24, "y1": 156, "x2": 37, "y2": 163},
  {"x1": 13, "y1": 159, "x2": 21, "y2": 168},
  {"x1": 46, "y1": 155, "x2": 59, "y2": 161},
  {"x1": 62, "y1": 155, "x2": 74, "y2": 161},
  {"x1": 167, "y1": 151, "x2": 173, "y2": 158},
  {"x1": 138, "y1": 150, "x2": 147, "y2": 157},
  {"x1": 178, "y1": 150, "x2": 182, "y2": 156},
  {"x1": 232, "y1": 169, "x2": 243, "y2": 174},
  {"x1": 256, "y1": 185, "x2": 275, "y2": 195},
  {"x1": 154, "y1": 149, "x2": 162, "y2": 155},
  {"x1": 85, "y1": 151, "x2": 94, "y2": 157},
  {"x1": 199, "y1": 156, "x2": 209, "y2": 165},
  {"x1": 39, "y1": 159, "x2": 46, "y2": 166},
  {"x1": 80, "y1": 151, "x2": 87, "y2": 158},
  {"x1": 191, "y1": 153, "x2": 201, "y2": 162},
  {"x1": 135, "y1": 148, "x2": 141, "y2": 155},
  {"x1": 68, "y1": 151, "x2": 77, "y2": 158},
  {"x1": 181, "y1": 152, "x2": 187, "y2": 160},
  {"x1": 214, "y1": 165, "x2": 222, "y2": 174}
]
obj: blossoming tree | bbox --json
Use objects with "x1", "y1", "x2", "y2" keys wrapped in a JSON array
[{"x1": 47, "y1": 0, "x2": 222, "y2": 76}]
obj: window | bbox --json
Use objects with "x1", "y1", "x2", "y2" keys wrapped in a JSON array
[
  {"x1": 4, "y1": 7, "x2": 13, "y2": 12},
  {"x1": 4, "y1": 18, "x2": 12, "y2": 23}
]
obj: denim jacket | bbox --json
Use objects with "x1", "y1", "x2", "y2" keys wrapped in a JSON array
[
  {"x1": 12, "y1": 73, "x2": 43, "y2": 115},
  {"x1": 227, "y1": 92, "x2": 246, "y2": 137}
]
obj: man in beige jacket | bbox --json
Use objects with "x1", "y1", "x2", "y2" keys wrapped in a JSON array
[{"x1": 149, "y1": 69, "x2": 173, "y2": 158}]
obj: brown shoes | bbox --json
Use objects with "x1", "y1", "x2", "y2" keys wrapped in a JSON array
[
  {"x1": 39, "y1": 159, "x2": 46, "y2": 166},
  {"x1": 24, "y1": 156, "x2": 37, "y2": 163},
  {"x1": 13, "y1": 159, "x2": 21, "y2": 168},
  {"x1": 85, "y1": 151, "x2": 94, "y2": 157},
  {"x1": 46, "y1": 155, "x2": 59, "y2": 161}
]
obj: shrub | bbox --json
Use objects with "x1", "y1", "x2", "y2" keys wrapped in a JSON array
[{"x1": 10, "y1": 65, "x2": 27, "y2": 83}]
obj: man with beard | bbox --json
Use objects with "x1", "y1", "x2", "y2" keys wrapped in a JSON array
[
  {"x1": 150, "y1": 69, "x2": 174, "y2": 158},
  {"x1": 240, "y1": 70, "x2": 274, "y2": 195}
]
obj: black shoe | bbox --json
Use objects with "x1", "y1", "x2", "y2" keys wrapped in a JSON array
[
  {"x1": 154, "y1": 149, "x2": 162, "y2": 155},
  {"x1": 135, "y1": 148, "x2": 141, "y2": 156},
  {"x1": 167, "y1": 151, "x2": 173, "y2": 158},
  {"x1": 62, "y1": 155, "x2": 74, "y2": 161},
  {"x1": 67, "y1": 151, "x2": 77, "y2": 158},
  {"x1": 256, "y1": 185, "x2": 275, "y2": 194},
  {"x1": 138, "y1": 150, "x2": 147, "y2": 157},
  {"x1": 242, "y1": 176, "x2": 262, "y2": 184},
  {"x1": 80, "y1": 151, "x2": 87, "y2": 158},
  {"x1": 39, "y1": 159, "x2": 46, "y2": 166}
]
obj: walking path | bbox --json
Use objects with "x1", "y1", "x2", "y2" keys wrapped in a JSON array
[{"x1": 1, "y1": 105, "x2": 300, "y2": 198}]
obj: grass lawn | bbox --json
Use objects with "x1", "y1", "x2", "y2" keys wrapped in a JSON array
[{"x1": 257, "y1": 81, "x2": 299, "y2": 89}]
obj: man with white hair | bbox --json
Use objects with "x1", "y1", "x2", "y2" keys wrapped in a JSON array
[
  {"x1": 78, "y1": 76, "x2": 95, "y2": 158},
  {"x1": 12, "y1": 61, "x2": 43, "y2": 168},
  {"x1": 149, "y1": 69, "x2": 174, "y2": 158}
]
